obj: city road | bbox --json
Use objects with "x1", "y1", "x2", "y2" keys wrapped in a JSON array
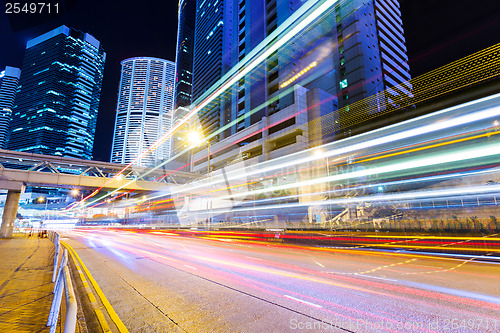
[{"x1": 62, "y1": 229, "x2": 500, "y2": 332}]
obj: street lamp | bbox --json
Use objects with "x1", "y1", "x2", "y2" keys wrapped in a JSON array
[
  {"x1": 314, "y1": 149, "x2": 330, "y2": 227},
  {"x1": 187, "y1": 129, "x2": 211, "y2": 177},
  {"x1": 71, "y1": 189, "x2": 85, "y2": 223},
  {"x1": 314, "y1": 149, "x2": 330, "y2": 195},
  {"x1": 187, "y1": 129, "x2": 212, "y2": 229},
  {"x1": 38, "y1": 196, "x2": 48, "y2": 221}
]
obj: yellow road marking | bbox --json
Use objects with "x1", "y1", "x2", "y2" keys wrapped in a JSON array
[
  {"x1": 88, "y1": 292, "x2": 97, "y2": 303},
  {"x1": 94, "y1": 308, "x2": 112, "y2": 333},
  {"x1": 62, "y1": 241, "x2": 129, "y2": 333},
  {"x1": 355, "y1": 259, "x2": 417, "y2": 275},
  {"x1": 404, "y1": 257, "x2": 477, "y2": 275}
]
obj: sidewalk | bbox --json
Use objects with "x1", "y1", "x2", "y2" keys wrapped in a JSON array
[{"x1": 0, "y1": 232, "x2": 55, "y2": 333}]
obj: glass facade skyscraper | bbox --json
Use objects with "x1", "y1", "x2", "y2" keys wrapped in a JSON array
[
  {"x1": 187, "y1": 0, "x2": 412, "y2": 173},
  {"x1": 190, "y1": 0, "x2": 411, "y2": 144},
  {"x1": 192, "y1": 0, "x2": 236, "y2": 142},
  {"x1": 111, "y1": 57, "x2": 176, "y2": 167},
  {"x1": 8, "y1": 25, "x2": 105, "y2": 160},
  {"x1": 172, "y1": 0, "x2": 197, "y2": 161},
  {"x1": 0, "y1": 66, "x2": 21, "y2": 149},
  {"x1": 174, "y1": 0, "x2": 196, "y2": 112}
]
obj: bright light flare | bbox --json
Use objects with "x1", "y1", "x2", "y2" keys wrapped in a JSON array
[{"x1": 187, "y1": 130, "x2": 205, "y2": 147}]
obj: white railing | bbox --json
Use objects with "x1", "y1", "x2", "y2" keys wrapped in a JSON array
[{"x1": 47, "y1": 231, "x2": 77, "y2": 333}]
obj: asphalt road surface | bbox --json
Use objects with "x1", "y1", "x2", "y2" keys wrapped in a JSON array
[{"x1": 62, "y1": 229, "x2": 500, "y2": 333}]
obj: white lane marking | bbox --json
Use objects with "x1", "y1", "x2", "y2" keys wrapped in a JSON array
[
  {"x1": 184, "y1": 265, "x2": 197, "y2": 270},
  {"x1": 313, "y1": 260, "x2": 324, "y2": 268},
  {"x1": 180, "y1": 243, "x2": 196, "y2": 257},
  {"x1": 245, "y1": 256, "x2": 263, "y2": 260},
  {"x1": 356, "y1": 274, "x2": 397, "y2": 282},
  {"x1": 284, "y1": 295, "x2": 323, "y2": 308}
]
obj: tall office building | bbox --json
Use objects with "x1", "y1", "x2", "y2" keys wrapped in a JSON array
[
  {"x1": 234, "y1": 0, "x2": 305, "y2": 133},
  {"x1": 172, "y1": 0, "x2": 197, "y2": 161},
  {"x1": 191, "y1": 0, "x2": 236, "y2": 142},
  {"x1": 235, "y1": 0, "x2": 412, "y2": 135},
  {"x1": 8, "y1": 25, "x2": 105, "y2": 160},
  {"x1": 191, "y1": 0, "x2": 319, "y2": 142},
  {"x1": 188, "y1": 0, "x2": 412, "y2": 173},
  {"x1": 174, "y1": 0, "x2": 196, "y2": 112},
  {"x1": 332, "y1": 0, "x2": 412, "y2": 137},
  {"x1": 0, "y1": 66, "x2": 21, "y2": 149},
  {"x1": 111, "y1": 57, "x2": 175, "y2": 167}
]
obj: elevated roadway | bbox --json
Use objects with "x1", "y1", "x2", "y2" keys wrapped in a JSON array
[{"x1": 0, "y1": 149, "x2": 198, "y2": 237}]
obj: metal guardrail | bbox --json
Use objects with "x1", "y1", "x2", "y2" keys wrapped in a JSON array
[{"x1": 47, "y1": 231, "x2": 77, "y2": 333}]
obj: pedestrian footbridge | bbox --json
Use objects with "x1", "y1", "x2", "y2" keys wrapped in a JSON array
[{"x1": 0, "y1": 149, "x2": 197, "y2": 237}]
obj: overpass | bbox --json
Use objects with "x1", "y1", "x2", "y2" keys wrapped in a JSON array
[{"x1": 0, "y1": 149, "x2": 198, "y2": 237}]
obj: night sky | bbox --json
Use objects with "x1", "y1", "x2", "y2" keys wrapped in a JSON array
[{"x1": 1, "y1": 0, "x2": 499, "y2": 162}]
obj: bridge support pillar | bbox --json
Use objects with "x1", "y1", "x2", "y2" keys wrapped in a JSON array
[{"x1": 0, "y1": 182, "x2": 25, "y2": 238}]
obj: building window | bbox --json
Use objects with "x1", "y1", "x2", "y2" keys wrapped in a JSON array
[
  {"x1": 340, "y1": 57, "x2": 345, "y2": 66},
  {"x1": 238, "y1": 101, "x2": 245, "y2": 111},
  {"x1": 268, "y1": 83, "x2": 279, "y2": 95},
  {"x1": 339, "y1": 45, "x2": 344, "y2": 54},
  {"x1": 339, "y1": 79, "x2": 348, "y2": 89}
]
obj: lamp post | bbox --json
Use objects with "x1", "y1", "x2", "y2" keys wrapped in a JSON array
[
  {"x1": 187, "y1": 130, "x2": 211, "y2": 177},
  {"x1": 38, "y1": 196, "x2": 48, "y2": 221},
  {"x1": 187, "y1": 129, "x2": 212, "y2": 229},
  {"x1": 314, "y1": 149, "x2": 330, "y2": 227},
  {"x1": 71, "y1": 189, "x2": 84, "y2": 224}
]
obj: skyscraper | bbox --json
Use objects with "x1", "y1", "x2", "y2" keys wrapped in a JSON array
[
  {"x1": 331, "y1": 0, "x2": 412, "y2": 137},
  {"x1": 8, "y1": 25, "x2": 106, "y2": 160},
  {"x1": 174, "y1": 0, "x2": 196, "y2": 112},
  {"x1": 0, "y1": 66, "x2": 21, "y2": 149},
  {"x1": 172, "y1": 0, "x2": 197, "y2": 161},
  {"x1": 188, "y1": 0, "x2": 412, "y2": 173},
  {"x1": 191, "y1": 0, "x2": 236, "y2": 142},
  {"x1": 111, "y1": 57, "x2": 175, "y2": 167},
  {"x1": 235, "y1": 0, "x2": 412, "y2": 135}
]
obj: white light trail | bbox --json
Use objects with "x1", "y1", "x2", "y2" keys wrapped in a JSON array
[{"x1": 216, "y1": 141, "x2": 500, "y2": 201}]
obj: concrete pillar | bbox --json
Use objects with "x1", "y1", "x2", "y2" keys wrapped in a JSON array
[{"x1": 0, "y1": 190, "x2": 23, "y2": 238}]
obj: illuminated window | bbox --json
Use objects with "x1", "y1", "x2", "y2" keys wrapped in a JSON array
[{"x1": 339, "y1": 79, "x2": 348, "y2": 89}]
